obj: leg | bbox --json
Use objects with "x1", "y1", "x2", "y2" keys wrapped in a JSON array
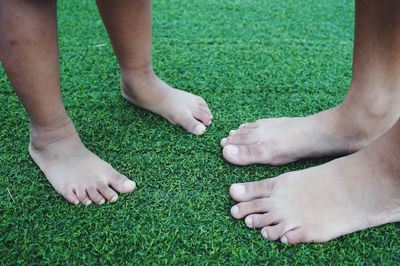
[
  {"x1": 96, "y1": 0, "x2": 212, "y2": 135},
  {"x1": 0, "y1": 0, "x2": 135, "y2": 205},
  {"x1": 221, "y1": 0, "x2": 400, "y2": 165},
  {"x1": 229, "y1": 118, "x2": 400, "y2": 244},
  {"x1": 228, "y1": 0, "x2": 400, "y2": 243}
]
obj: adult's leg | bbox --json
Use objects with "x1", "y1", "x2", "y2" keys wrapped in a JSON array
[
  {"x1": 0, "y1": 0, "x2": 135, "y2": 205},
  {"x1": 221, "y1": 0, "x2": 400, "y2": 165},
  {"x1": 96, "y1": 0, "x2": 212, "y2": 135},
  {"x1": 228, "y1": 0, "x2": 400, "y2": 244}
]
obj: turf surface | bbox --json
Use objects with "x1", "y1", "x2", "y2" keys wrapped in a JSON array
[{"x1": 1, "y1": 0, "x2": 399, "y2": 264}]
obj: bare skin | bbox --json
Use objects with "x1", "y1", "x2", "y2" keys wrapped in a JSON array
[
  {"x1": 230, "y1": 118, "x2": 400, "y2": 244},
  {"x1": 0, "y1": 0, "x2": 135, "y2": 205},
  {"x1": 1, "y1": 0, "x2": 210, "y2": 205},
  {"x1": 221, "y1": 0, "x2": 400, "y2": 166},
  {"x1": 96, "y1": 0, "x2": 212, "y2": 135},
  {"x1": 228, "y1": 0, "x2": 400, "y2": 244}
]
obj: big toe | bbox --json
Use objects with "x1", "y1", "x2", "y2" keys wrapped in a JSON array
[
  {"x1": 222, "y1": 144, "x2": 264, "y2": 165},
  {"x1": 229, "y1": 179, "x2": 273, "y2": 202},
  {"x1": 109, "y1": 171, "x2": 136, "y2": 193}
]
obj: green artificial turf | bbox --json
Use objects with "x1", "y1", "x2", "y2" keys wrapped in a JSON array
[{"x1": 1, "y1": 0, "x2": 399, "y2": 264}]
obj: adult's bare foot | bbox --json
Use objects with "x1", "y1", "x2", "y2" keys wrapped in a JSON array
[
  {"x1": 221, "y1": 99, "x2": 399, "y2": 165},
  {"x1": 121, "y1": 70, "x2": 212, "y2": 135},
  {"x1": 229, "y1": 119, "x2": 400, "y2": 244},
  {"x1": 29, "y1": 119, "x2": 136, "y2": 205}
]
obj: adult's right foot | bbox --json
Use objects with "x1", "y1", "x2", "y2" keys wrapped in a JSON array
[
  {"x1": 29, "y1": 119, "x2": 136, "y2": 205},
  {"x1": 221, "y1": 99, "x2": 399, "y2": 165}
]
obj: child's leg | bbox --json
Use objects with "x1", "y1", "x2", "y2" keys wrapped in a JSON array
[
  {"x1": 0, "y1": 0, "x2": 135, "y2": 205},
  {"x1": 96, "y1": 0, "x2": 212, "y2": 135},
  {"x1": 221, "y1": 0, "x2": 400, "y2": 165},
  {"x1": 228, "y1": 0, "x2": 400, "y2": 244}
]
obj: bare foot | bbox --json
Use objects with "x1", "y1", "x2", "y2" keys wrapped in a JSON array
[
  {"x1": 229, "y1": 121, "x2": 400, "y2": 244},
  {"x1": 121, "y1": 70, "x2": 212, "y2": 135},
  {"x1": 29, "y1": 119, "x2": 136, "y2": 205},
  {"x1": 221, "y1": 102, "x2": 398, "y2": 165}
]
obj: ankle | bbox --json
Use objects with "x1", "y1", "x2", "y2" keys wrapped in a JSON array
[
  {"x1": 121, "y1": 65, "x2": 156, "y2": 83},
  {"x1": 338, "y1": 97, "x2": 398, "y2": 144},
  {"x1": 29, "y1": 117, "x2": 80, "y2": 151}
]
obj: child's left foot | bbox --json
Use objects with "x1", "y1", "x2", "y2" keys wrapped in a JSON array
[
  {"x1": 229, "y1": 121, "x2": 400, "y2": 244},
  {"x1": 121, "y1": 70, "x2": 212, "y2": 135}
]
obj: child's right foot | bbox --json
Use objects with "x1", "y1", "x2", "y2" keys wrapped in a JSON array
[
  {"x1": 121, "y1": 70, "x2": 212, "y2": 135},
  {"x1": 29, "y1": 119, "x2": 136, "y2": 205},
  {"x1": 221, "y1": 97, "x2": 399, "y2": 165}
]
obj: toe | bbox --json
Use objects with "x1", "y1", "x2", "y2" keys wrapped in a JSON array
[
  {"x1": 194, "y1": 109, "x2": 212, "y2": 126},
  {"x1": 239, "y1": 122, "x2": 258, "y2": 129},
  {"x1": 177, "y1": 112, "x2": 207, "y2": 135},
  {"x1": 222, "y1": 144, "x2": 265, "y2": 165},
  {"x1": 261, "y1": 223, "x2": 287, "y2": 241},
  {"x1": 75, "y1": 188, "x2": 92, "y2": 206},
  {"x1": 224, "y1": 134, "x2": 256, "y2": 147},
  {"x1": 281, "y1": 228, "x2": 307, "y2": 244},
  {"x1": 229, "y1": 179, "x2": 274, "y2": 202},
  {"x1": 230, "y1": 198, "x2": 271, "y2": 219},
  {"x1": 87, "y1": 187, "x2": 106, "y2": 205},
  {"x1": 109, "y1": 171, "x2": 136, "y2": 193},
  {"x1": 99, "y1": 184, "x2": 118, "y2": 203},
  {"x1": 245, "y1": 213, "x2": 278, "y2": 228},
  {"x1": 63, "y1": 190, "x2": 80, "y2": 205}
]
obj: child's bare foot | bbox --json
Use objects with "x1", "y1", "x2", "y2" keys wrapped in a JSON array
[
  {"x1": 121, "y1": 69, "x2": 212, "y2": 135},
  {"x1": 229, "y1": 121, "x2": 400, "y2": 244},
  {"x1": 221, "y1": 98, "x2": 399, "y2": 165},
  {"x1": 29, "y1": 119, "x2": 136, "y2": 205}
]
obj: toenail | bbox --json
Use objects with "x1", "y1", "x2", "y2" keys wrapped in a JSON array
[
  {"x1": 245, "y1": 216, "x2": 253, "y2": 228},
  {"x1": 124, "y1": 179, "x2": 136, "y2": 190},
  {"x1": 261, "y1": 229, "x2": 268, "y2": 239},
  {"x1": 110, "y1": 195, "x2": 118, "y2": 203},
  {"x1": 194, "y1": 124, "x2": 206, "y2": 135},
  {"x1": 85, "y1": 200, "x2": 92, "y2": 206},
  {"x1": 221, "y1": 138, "x2": 227, "y2": 145},
  {"x1": 229, "y1": 130, "x2": 236, "y2": 135},
  {"x1": 281, "y1": 236, "x2": 288, "y2": 244},
  {"x1": 73, "y1": 200, "x2": 79, "y2": 205},
  {"x1": 231, "y1": 206, "x2": 239, "y2": 216},
  {"x1": 99, "y1": 199, "x2": 105, "y2": 205},
  {"x1": 225, "y1": 145, "x2": 239, "y2": 156},
  {"x1": 232, "y1": 184, "x2": 246, "y2": 195}
]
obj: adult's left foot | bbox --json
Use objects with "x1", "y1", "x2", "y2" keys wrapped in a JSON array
[{"x1": 229, "y1": 120, "x2": 400, "y2": 244}]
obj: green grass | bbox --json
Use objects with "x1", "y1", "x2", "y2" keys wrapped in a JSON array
[{"x1": 1, "y1": 0, "x2": 399, "y2": 264}]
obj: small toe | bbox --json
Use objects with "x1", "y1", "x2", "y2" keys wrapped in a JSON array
[
  {"x1": 245, "y1": 213, "x2": 278, "y2": 228},
  {"x1": 99, "y1": 184, "x2": 118, "y2": 203},
  {"x1": 230, "y1": 198, "x2": 271, "y2": 219},
  {"x1": 63, "y1": 190, "x2": 80, "y2": 205},
  {"x1": 87, "y1": 187, "x2": 106, "y2": 205},
  {"x1": 222, "y1": 144, "x2": 265, "y2": 165},
  {"x1": 178, "y1": 112, "x2": 207, "y2": 135},
  {"x1": 194, "y1": 110, "x2": 212, "y2": 126},
  {"x1": 281, "y1": 228, "x2": 307, "y2": 244},
  {"x1": 224, "y1": 134, "x2": 256, "y2": 147},
  {"x1": 229, "y1": 179, "x2": 274, "y2": 202},
  {"x1": 239, "y1": 122, "x2": 258, "y2": 129},
  {"x1": 109, "y1": 171, "x2": 136, "y2": 193},
  {"x1": 75, "y1": 188, "x2": 92, "y2": 206},
  {"x1": 261, "y1": 223, "x2": 287, "y2": 241}
]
